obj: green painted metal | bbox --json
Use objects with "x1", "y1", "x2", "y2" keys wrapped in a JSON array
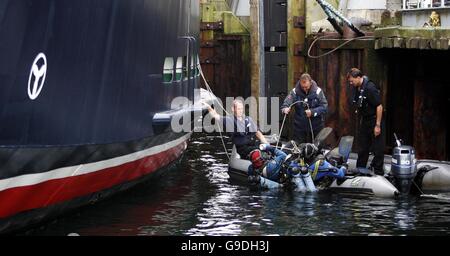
[
  {"x1": 201, "y1": 1, "x2": 249, "y2": 35},
  {"x1": 222, "y1": 12, "x2": 250, "y2": 35}
]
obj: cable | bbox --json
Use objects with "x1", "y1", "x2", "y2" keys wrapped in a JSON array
[
  {"x1": 307, "y1": 35, "x2": 374, "y2": 59},
  {"x1": 276, "y1": 100, "x2": 306, "y2": 148},
  {"x1": 277, "y1": 113, "x2": 288, "y2": 149},
  {"x1": 199, "y1": 64, "x2": 230, "y2": 116},
  {"x1": 413, "y1": 180, "x2": 425, "y2": 196},
  {"x1": 305, "y1": 101, "x2": 315, "y2": 142},
  {"x1": 199, "y1": 64, "x2": 230, "y2": 159},
  {"x1": 308, "y1": 117, "x2": 315, "y2": 143}
]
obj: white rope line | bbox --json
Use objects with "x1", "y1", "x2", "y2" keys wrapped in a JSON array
[
  {"x1": 199, "y1": 64, "x2": 230, "y2": 160},
  {"x1": 276, "y1": 100, "x2": 307, "y2": 148}
]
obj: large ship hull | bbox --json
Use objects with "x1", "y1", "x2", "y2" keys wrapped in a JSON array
[{"x1": 0, "y1": 0, "x2": 200, "y2": 233}]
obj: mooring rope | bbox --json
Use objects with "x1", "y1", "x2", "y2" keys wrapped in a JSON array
[{"x1": 199, "y1": 64, "x2": 231, "y2": 160}]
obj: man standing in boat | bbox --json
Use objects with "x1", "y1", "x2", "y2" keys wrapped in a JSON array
[
  {"x1": 205, "y1": 99, "x2": 268, "y2": 159},
  {"x1": 347, "y1": 68, "x2": 385, "y2": 176},
  {"x1": 281, "y1": 73, "x2": 328, "y2": 144}
]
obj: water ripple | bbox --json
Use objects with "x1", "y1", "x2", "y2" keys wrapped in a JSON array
[{"x1": 26, "y1": 134, "x2": 450, "y2": 236}]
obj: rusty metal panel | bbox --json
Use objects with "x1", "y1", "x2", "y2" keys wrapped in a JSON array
[
  {"x1": 385, "y1": 58, "x2": 414, "y2": 151},
  {"x1": 384, "y1": 49, "x2": 448, "y2": 160},
  {"x1": 201, "y1": 40, "x2": 216, "y2": 48},
  {"x1": 293, "y1": 16, "x2": 306, "y2": 29},
  {"x1": 304, "y1": 37, "x2": 448, "y2": 160},
  {"x1": 200, "y1": 22, "x2": 224, "y2": 31},
  {"x1": 293, "y1": 43, "x2": 304, "y2": 56},
  {"x1": 204, "y1": 36, "x2": 250, "y2": 102},
  {"x1": 199, "y1": 43, "x2": 215, "y2": 89},
  {"x1": 199, "y1": 63, "x2": 215, "y2": 89},
  {"x1": 306, "y1": 38, "x2": 371, "y2": 152},
  {"x1": 324, "y1": 52, "x2": 340, "y2": 141},
  {"x1": 413, "y1": 79, "x2": 447, "y2": 160}
]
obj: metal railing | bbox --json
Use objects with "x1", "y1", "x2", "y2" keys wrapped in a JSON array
[{"x1": 403, "y1": 0, "x2": 450, "y2": 9}]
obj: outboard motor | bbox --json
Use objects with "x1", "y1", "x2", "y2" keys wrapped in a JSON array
[{"x1": 391, "y1": 133, "x2": 417, "y2": 194}]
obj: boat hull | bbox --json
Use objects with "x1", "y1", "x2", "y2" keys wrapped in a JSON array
[
  {"x1": 0, "y1": 0, "x2": 200, "y2": 233},
  {"x1": 346, "y1": 154, "x2": 450, "y2": 193},
  {"x1": 0, "y1": 131, "x2": 191, "y2": 234},
  {"x1": 328, "y1": 176, "x2": 399, "y2": 198},
  {"x1": 418, "y1": 160, "x2": 450, "y2": 192}
]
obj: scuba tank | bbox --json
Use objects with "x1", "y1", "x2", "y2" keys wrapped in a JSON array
[
  {"x1": 249, "y1": 174, "x2": 283, "y2": 189},
  {"x1": 302, "y1": 171, "x2": 317, "y2": 192},
  {"x1": 287, "y1": 163, "x2": 308, "y2": 192},
  {"x1": 260, "y1": 176, "x2": 283, "y2": 189},
  {"x1": 291, "y1": 174, "x2": 307, "y2": 192},
  {"x1": 288, "y1": 158, "x2": 317, "y2": 192}
]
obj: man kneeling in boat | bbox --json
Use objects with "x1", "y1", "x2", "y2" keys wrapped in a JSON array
[{"x1": 205, "y1": 99, "x2": 268, "y2": 159}]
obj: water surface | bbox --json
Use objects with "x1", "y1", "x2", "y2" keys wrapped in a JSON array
[{"x1": 27, "y1": 134, "x2": 450, "y2": 236}]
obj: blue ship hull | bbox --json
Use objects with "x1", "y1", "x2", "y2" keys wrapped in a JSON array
[{"x1": 0, "y1": 0, "x2": 200, "y2": 233}]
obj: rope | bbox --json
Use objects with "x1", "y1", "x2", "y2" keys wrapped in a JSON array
[
  {"x1": 199, "y1": 64, "x2": 230, "y2": 116},
  {"x1": 307, "y1": 35, "x2": 374, "y2": 59},
  {"x1": 276, "y1": 114, "x2": 288, "y2": 149},
  {"x1": 276, "y1": 100, "x2": 305, "y2": 148},
  {"x1": 199, "y1": 64, "x2": 230, "y2": 159},
  {"x1": 308, "y1": 117, "x2": 315, "y2": 143},
  {"x1": 413, "y1": 180, "x2": 425, "y2": 195},
  {"x1": 276, "y1": 100, "x2": 317, "y2": 148}
]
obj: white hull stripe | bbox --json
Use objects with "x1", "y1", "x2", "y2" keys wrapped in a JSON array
[{"x1": 0, "y1": 133, "x2": 191, "y2": 192}]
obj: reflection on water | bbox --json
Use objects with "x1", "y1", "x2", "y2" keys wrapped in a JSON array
[{"x1": 27, "y1": 134, "x2": 450, "y2": 236}]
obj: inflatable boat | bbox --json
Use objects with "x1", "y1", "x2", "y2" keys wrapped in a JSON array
[
  {"x1": 228, "y1": 144, "x2": 399, "y2": 198},
  {"x1": 228, "y1": 128, "x2": 450, "y2": 198}
]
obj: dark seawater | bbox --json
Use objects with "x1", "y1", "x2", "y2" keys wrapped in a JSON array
[{"x1": 26, "y1": 134, "x2": 450, "y2": 236}]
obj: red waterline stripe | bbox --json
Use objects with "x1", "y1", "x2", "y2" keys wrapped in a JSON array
[{"x1": 0, "y1": 141, "x2": 186, "y2": 218}]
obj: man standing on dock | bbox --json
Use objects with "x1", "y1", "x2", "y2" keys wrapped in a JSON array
[
  {"x1": 205, "y1": 99, "x2": 268, "y2": 159},
  {"x1": 347, "y1": 68, "x2": 385, "y2": 176},
  {"x1": 281, "y1": 73, "x2": 328, "y2": 144}
]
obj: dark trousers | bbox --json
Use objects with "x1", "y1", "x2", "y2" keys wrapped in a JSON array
[
  {"x1": 356, "y1": 119, "x2": 385, "y2": 174},
  {"x1": 293, "y1": 127, "x2": 323, "y2": 144}
]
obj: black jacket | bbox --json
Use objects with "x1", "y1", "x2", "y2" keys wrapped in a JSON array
[
  {"x1": 281, "y1": 80, "x2": 328, "y2": 133},
  {"x1": 352, "y1": 76, "x2": 381, "y2": 120}
]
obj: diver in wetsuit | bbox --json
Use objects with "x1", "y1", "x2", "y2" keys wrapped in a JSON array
[
  {"x1": 289, "y1": 143, "x2": 346, "y2": 184},
  {"x1": 248, "y1": 144, "x2": 317, "y2": 192},
  {"x1": 247, "y1": 144, "x2": 287, "y2": 183}
]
